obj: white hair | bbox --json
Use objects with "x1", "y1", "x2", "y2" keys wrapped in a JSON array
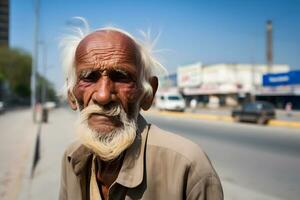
[{"x1": 59, "y1": 17, "x2": 166, "y2": 101}]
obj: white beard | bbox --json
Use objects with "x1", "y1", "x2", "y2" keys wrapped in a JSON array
[{"x1": 75, "y1": 104, "x2": 138, "y2": 161}]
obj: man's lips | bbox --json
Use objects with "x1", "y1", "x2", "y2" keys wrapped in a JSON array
[{"x1": 88, "y1": 113, "x2": 122, "y2": 127}]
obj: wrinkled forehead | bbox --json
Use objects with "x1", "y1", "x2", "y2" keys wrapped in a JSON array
[{"x1": 75, "y1": 30, "x2": 140, "y2": 69}]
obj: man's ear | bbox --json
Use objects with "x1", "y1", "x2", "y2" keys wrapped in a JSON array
[
  {"x1": 67, "y1": 90, "x2": 78, "y2": 110},
  {"x1": 141, "y1": 76, "x2": 158, "y2": 111}
]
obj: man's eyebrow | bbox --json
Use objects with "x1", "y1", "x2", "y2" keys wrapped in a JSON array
[
  {"x1": 113, "y1": 67, "x2": 138, "y2": 81},
  {"x1": 114, "y1": 68, "x2": 129, "y2": 75},
  {"x1": 113, "y1": 65, "x2": 137, "y2": 75},
  {"x1": 78, "y1": 68, "x2": 96, "y2": 78}
]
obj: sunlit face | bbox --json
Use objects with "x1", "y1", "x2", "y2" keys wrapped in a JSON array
[{"x1": 73, "y1": 30, "x2": 144, "y2": 134}]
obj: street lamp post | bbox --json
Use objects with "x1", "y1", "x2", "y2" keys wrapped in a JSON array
[
  {"x1": 266, "y1": 20, "x2": 273, "y2": 73},
  {"x1": 31, "y1": 0, "x2": 40, "y2": 122}
]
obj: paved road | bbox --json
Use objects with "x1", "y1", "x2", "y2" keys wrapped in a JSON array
[{"x1": 144, "y1": 112, "x2": 300, "y2": 200}]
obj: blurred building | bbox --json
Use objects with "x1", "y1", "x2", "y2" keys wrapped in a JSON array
[
  {"x1": 0, "y1": 0, "x2": 9, "y2": 47},
  {"x1": 175, "y1": 63, "x2": 290, "y2": 108},
  {"x1": 157, "y1": 72, "x2": 179, "y2": 98},
  {"x1": 177, "y1": 62, "x2": 202, "y2": 88},
  {"x1": 159, "y1": 72, "x2": 177, "y2": 88}
]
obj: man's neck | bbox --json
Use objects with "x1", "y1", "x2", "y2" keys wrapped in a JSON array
[{"x1": 95, "y1": 154, "x2": 124, "y2": 198}]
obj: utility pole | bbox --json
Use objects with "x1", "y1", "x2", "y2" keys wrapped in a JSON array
[
  {"x1": 31, "y1": 0, "x2": 40, "y2": 122},
  {"x1": 266, "y1": 20, "x2": 273, "y2": 73},
  {"x1": 251, "y1": 60, "x2": 256, "y2": 102},
  {"x1": 41, "y1": 42, "x2": 47, "y2": 105}
]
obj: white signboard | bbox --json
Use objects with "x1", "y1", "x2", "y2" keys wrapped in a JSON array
[{"x1": 177, "y1": 63, "x2": 202, "y2": 87}]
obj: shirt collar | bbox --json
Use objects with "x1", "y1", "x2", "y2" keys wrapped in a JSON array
[
  {"x1": 67, "y1": 141, "x2": 93, "y2": 176},
  {"x1": 67, "y1": 114, "x2": 149, "y2": 187}
]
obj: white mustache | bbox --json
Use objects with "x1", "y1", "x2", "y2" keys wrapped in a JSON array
[{"x1": 80, "y1": 104, "x2": 122, "y2": 122}]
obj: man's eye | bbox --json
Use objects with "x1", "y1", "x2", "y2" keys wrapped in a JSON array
[
  {"x1": 109, "y1": 71, "x2": 133, "y2": 83},
  {"x1": 80, "y1": 71, "x2": 100, "y2": 82}
]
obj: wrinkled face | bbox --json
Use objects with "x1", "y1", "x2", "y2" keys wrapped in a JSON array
[{"x1": 72, "y1": 30, "x2": 144, "y2": 134}]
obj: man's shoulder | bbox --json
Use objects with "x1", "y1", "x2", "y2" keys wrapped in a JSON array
[{"x1": 147, "y1": 124, "x2": 211, "y2": 166}]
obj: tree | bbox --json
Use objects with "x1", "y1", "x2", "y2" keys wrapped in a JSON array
[
  {"x1": 0, "y1": 47, "x2": 31, "y2": 99},
  {"x1": 0, "y1": 47, "x2": 57, "y2": 105}
]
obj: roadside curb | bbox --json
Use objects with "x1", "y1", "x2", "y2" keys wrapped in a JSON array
[
  {"x1": 144, "y1": 110, "x2": 300, "y2": 129},
  {"x1": 268, "y1": 120, "x2": 300, "y2": 128},
  {"x1": 18, "y1": 123, "x2": 41, "y2": 200}
]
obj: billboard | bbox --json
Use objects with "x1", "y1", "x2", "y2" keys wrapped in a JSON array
[
  {"x1": 263, "y1": 70, "x2": 300, "y2": 86},
  {"x1": 177, "y1": 63, "x2": 202, "y2": 87}
]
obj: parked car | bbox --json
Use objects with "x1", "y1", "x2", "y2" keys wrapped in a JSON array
[
  {"x1": 43, "y1": 101, "x2": 57, "y2": 110},
  {"x1": 232, "y1": 101, "x2": 276, "y2": 124},
  {"x1": 0, "y1": 101, "x2": 4, "y2": 114},
  {"x1": 156, "y1": 93, "x2": 186, "y2": 112}
]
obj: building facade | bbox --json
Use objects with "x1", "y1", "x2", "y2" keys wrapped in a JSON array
[
  {"x1": 175, "y1": 63, "x2": 290, "y2": 108},
  {"x1": 0, "y1": 0, "x2": 9, "y2": 47}
]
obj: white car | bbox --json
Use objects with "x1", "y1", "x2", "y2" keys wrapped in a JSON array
[
  {"x1": 43, "y1": 101, "x2": 57, "y2": 110},
  {"x1": 156, "y1": 93, "x2": 186, "y2": 112}
]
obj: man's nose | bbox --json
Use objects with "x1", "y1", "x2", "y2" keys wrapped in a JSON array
[{"x1": 92, "y1": 76, "x2": 114, "y2": 106}]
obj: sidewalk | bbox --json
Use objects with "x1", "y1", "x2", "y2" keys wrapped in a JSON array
[
  {"x1": 0, "y1": 109, "x2": 38, "y2": 200},
  {"x1": 29, "y1": 108, "x2": 76, "y2": 200},
  {"x1": 26, "y1": 108, "x2": 282, "y2": 200}
]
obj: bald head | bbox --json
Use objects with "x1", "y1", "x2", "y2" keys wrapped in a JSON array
[{"x1": 75, "y1": 30, "x2": 140, "y2": 71}]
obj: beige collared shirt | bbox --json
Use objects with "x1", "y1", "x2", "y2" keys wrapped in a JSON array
[
  {"x1": 90, "y1": 155, "x2": 101, "y2": 200},
  {"x1": 59, "y1": 115, "x2": 223, "y2": 200}
]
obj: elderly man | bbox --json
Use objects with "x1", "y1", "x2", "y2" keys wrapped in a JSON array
[{"x1": 59, "y1": 21, "x2": 223, "y2": 200}]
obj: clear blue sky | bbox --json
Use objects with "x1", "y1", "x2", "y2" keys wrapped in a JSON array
[{"x1": 10, "y1": 0, "x2": 300, "y2": 91}]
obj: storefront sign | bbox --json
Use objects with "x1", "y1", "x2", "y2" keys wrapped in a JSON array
[{"x1": 263, "y1": 70, "x2": 300, "y2": 86}]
